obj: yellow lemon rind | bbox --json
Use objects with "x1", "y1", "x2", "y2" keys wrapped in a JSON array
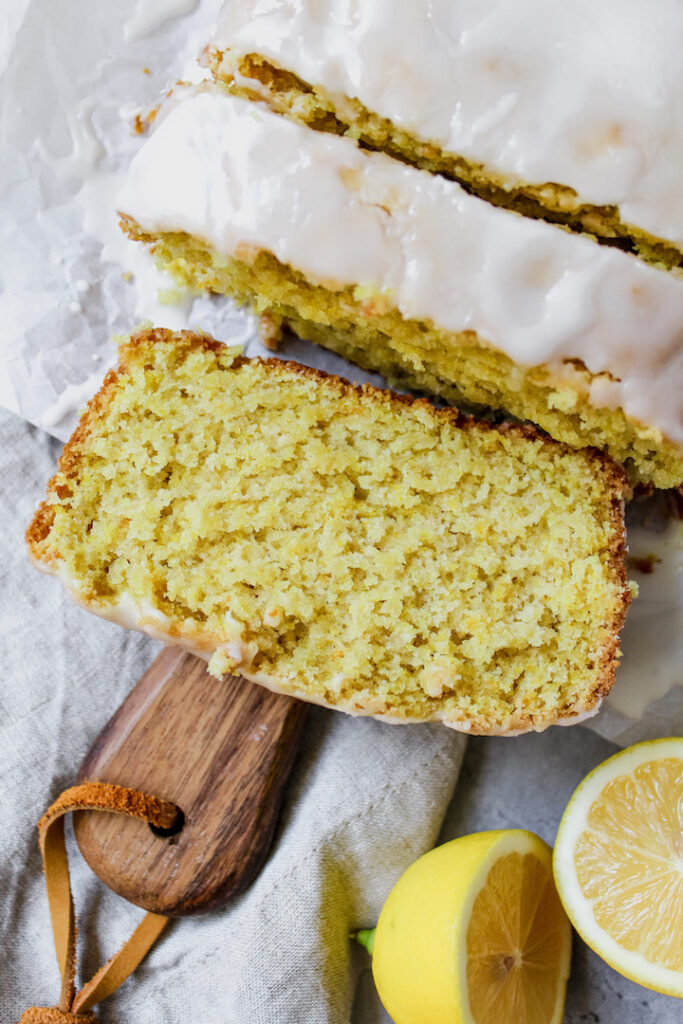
[{"x1": 373, "y1": 829, "x2": 570, "y2": 1024}]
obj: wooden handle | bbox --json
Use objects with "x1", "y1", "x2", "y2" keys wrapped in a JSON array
[{"x1": 74, "y1": 647, "x2": 307, "y2": 916}]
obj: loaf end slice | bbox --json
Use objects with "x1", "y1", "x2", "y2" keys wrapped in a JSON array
[{"x1": 27, "y1": 327, "x2": 632, "y2": 734}]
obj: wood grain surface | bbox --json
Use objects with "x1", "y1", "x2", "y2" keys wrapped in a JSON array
[{"x1": 74, "y1": 646, "x2": 308, "y2": 916}]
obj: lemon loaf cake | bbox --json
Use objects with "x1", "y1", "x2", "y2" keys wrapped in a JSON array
[
  {"x1": 208, "y1": 0, "x2": 683, "y2": 271},
  {"x1": 26, "y1": 328, "x2": 631, "y2": 736},
  {"x1": 118, "y1": 87, "x2": 683, "y2": 490}
]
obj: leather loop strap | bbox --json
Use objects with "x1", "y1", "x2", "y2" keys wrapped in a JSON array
[{"x1": 18, "y1": 782, "x2": 178, "y2": 1023}]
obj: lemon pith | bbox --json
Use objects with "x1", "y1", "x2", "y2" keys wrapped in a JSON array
[
  {"x1": 371, "y1": 830, "x2": 571, "y2": 1024},
  {"x1": 553, "y1": 737, "x2": 683, "y2": 998}
]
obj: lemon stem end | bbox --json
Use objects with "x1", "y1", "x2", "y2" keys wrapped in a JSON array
[{"x1": 352, "y1": 928, "x2": 376, "y2": 956}]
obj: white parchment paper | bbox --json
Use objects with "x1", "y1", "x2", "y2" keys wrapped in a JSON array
[{"x1": 1, "y1": 0, "x2": 680, "y2": 743}]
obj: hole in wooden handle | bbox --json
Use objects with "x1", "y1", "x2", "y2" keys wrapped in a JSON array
[
  {"x1": 149, "y1": 806, "x2": 185, "y2": 839},
  {"x1": 75, "y1": 649, "x2": 309, "y2": 914}
]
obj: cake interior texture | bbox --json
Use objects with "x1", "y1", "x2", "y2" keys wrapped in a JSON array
[
  {"x1": 210, "y1": 51, "x2": 683, "y2": 275},
  {"x1": 27, "y1": 329, "x2": 631, "y2": 734},
  {"x1": 121, "y1": 220, "x2": 683, "y2": 491}
]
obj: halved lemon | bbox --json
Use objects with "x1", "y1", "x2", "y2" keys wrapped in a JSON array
[
  {"x1": 553, "y1": 737, "x2": 683, "y2": 998},
  {"x1": 369, "y1": 829, "x2": 571, "y2": 1024}
]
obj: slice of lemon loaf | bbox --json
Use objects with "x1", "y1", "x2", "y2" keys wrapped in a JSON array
[
  {"x1": 118, "y1": 87, "x2": 683, "y2": 489},
  {"x1": 27, "y1": 327, "x2": 631, "y2": 735},
  {"x1": 208, "y1": 0, "x2": 683, "y2": 272}
]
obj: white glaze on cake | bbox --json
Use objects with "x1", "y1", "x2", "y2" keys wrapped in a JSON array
[
  {"x1": 118, "y1": 88, "x2": 683, "y2": 448},
  {"x1": 213, "y1": 0, "x2": 683, "y2": 248}
]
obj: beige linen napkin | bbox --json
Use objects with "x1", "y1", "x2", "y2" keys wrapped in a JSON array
[{"x1": 0, "y1": 409, "x2": 466, "y2": 1024}]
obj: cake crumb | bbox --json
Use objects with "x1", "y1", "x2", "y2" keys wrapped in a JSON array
[{"x1": 258, "y1": 312, "x2": 284, "y2": 351}]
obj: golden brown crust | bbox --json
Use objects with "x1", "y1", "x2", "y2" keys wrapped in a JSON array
[
  {"x1": 27, "y1": 326, "x2": 632, "y2": 732},
  {"x1": 593, "y1": 495, "x2": 632, "y2": 704},
  {"x1": 25, "y1": 501, "x2": 56, "y2": 550}
]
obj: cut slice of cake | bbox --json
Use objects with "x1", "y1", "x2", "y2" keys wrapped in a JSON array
[
  {"x1": 208, "y1": 0, "x2": 683, "y2": 272},
  {"x1": 118, "y1": 86, "x2": 683, "y2": 489},
  {"x1": 27, "y1": 328, "x2": 632, "y2": 736}
]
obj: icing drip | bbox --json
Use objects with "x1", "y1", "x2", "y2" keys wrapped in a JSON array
[
  {"x1": 214, "y1": 0, "x2": 683, "y2": 247},
  {"x1": 118, "y1": 88, "x2": 683, "y2": 447}
]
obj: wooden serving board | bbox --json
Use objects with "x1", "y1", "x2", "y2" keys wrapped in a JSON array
[{"x1": 74, "y1": 646, "x2": 308, "y2": 916}]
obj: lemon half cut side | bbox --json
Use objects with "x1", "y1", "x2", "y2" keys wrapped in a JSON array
[
  {"x1": 372, "y1": 829, "x2": 572, "y2": 1024},
  {"x1": 553, "y1": 737, "x2": 683, "y2": 998}
]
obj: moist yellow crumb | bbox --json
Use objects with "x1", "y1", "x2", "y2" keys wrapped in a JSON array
[{"x1": 27, "y1": 327, "x2": 632, "y2": 735}]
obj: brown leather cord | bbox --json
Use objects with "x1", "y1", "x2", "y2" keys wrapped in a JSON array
[{"x1": 19, "y1": 782, "x2": 179, "y2": 1023}]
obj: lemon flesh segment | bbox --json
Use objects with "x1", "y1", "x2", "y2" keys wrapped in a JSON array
[
  {"x1": 372, "y1": 830, "x2": 571, "y2": 1024},
  {"x1": 554, "y1": 738, "x2": 683, "y2": 997},
  {"x1": 466, "y1": 848, "x2": 571, "y2": 1024}
]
